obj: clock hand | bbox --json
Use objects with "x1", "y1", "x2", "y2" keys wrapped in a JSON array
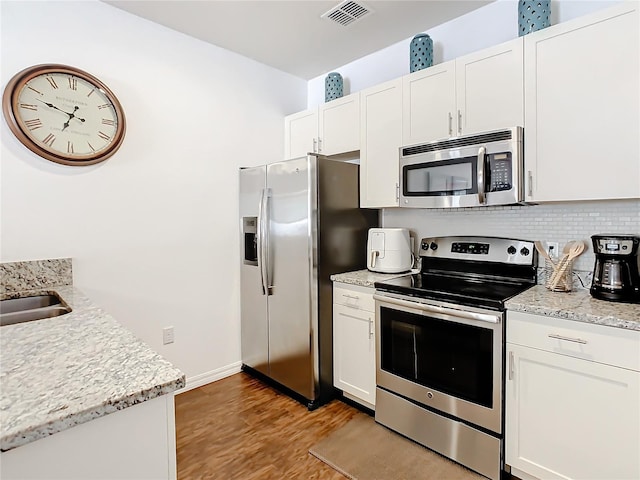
[
  {"x1": 69, "y1": 106, "x2": 86, "y2": 123},
  {"x1": 62, "y1": 120, "x2": 70, "y2": 132},
  {"x1": 37, "y1": 101, "x2": 86, "y2": 123},
  {"x1": 36, "y1": 99, "x2": 72, "y2": 116}
]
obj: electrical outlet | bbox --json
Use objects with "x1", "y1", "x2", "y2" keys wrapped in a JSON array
[
  {"x1": 547, "y1": 242, "x2": 559, "y2": 260},
  {"x1": 163, "y1": 326, "x2": 175, "y2": 345}
]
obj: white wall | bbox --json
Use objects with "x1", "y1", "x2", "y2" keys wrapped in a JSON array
[
  {"x1": 307, "y1": 0, "x2": 621, "y2": 107},
  {"x1": 0, "y1": 1, "x2": 307, "y2": 385}
]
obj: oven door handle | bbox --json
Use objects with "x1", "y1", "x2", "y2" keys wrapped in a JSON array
[{"x1": 373, "y1": 294, "x2": 501, "y2": 324}]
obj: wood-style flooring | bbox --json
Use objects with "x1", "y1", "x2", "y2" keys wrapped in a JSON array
[{"x1": 175, "y1": 372, "x2": 360, "y2": 479}]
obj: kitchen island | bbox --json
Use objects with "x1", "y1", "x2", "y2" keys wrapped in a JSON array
[{"x1": 0, "y1": 259, "x2": 185, "y2": 479}]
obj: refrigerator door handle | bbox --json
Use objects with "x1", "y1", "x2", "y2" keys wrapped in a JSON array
[
  {"x1": 264, "y1": 188, "x2": 273, "y2": 293},
  {"x1": 257, "y1": 188, "x2": 269, "y2": 295}
]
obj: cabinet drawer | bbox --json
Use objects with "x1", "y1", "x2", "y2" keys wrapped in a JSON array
[
  {"x1": 507, "y1": 311, "x2": 640, "y2": 372},
  {"x1": 333, "y1": 283, "x2": 375, "y2": 312}
]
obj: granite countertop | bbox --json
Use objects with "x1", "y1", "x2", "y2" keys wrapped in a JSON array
[
  {"x1": 0, "y1": 285, "x2": 185, "y2": 452},
  {"x1": 331, "y1": 269, "x2": 415, "y2": 288},
  {"x1": 506, "y1": 285, "x2": 640, "y2": 331}
]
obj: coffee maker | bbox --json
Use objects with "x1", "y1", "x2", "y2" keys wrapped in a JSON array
[{"x1": 590, "y1": 234, "x2": 640, "y2": 303}]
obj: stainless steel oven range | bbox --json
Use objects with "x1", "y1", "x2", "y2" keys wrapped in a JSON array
[{"x1": 374, "y1": 236, "x2": 537, "y2": 480}]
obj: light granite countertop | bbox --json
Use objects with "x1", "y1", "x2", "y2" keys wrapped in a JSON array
[
  {"x1": 0, "y1": 285, "x2": 185, "y2": 452},
  {"x1": 506, "y1": 285, "x2": 640, "y2": 331},
  {"x1": 331, "y1": 269, "x2": 415, "y2": 288}
]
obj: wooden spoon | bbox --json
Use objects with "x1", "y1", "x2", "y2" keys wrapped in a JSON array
[{"x1": 549, "y1": 241, "x2": 585, "y2": 290}]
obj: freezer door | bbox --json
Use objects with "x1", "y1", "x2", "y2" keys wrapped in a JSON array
[
  {"x1": 239, "y1": 166, "x2": 269, "y2": 375},
  {"x1": 266, "y1": 157, "x2": 315, "y2": 400}
]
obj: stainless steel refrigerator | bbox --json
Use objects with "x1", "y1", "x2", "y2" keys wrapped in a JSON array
[{"x1": 239, "y1": 155, "x2": 378, "y2": 408}]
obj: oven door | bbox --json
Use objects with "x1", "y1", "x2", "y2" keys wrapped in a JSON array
[{"x1": 374, "y1": 292, "x2": 503, "y2": 434}]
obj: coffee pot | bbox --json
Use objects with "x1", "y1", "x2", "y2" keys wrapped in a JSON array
[{"x1": 590, "y1": 234, "x2": 640, "y2": 303}]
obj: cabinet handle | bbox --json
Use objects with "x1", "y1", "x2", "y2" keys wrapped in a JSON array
[
  {"x1": 312, "y1": 138, "x2": 317, "y2": 153},
  {"x1": 527, "y1": 170, "x2": 533, "y2": 197},
  {"x1": 508, "y1": 351, "x2": 514, "y2": 380},
  {"x1": 369, "y1": 317, "x2": 373, "y2": 339},
  {"x1": 342, "y1": 294, "x2": 360, "y2": 300},
  {"x1": 318, "y1": 137, "x2": 322, "y2": 153},
  {"x1": 548, "y1": 333, "x2": 588, "y2": 344},
  {"x1": 457, "y1": 109, "x2": 462, "y2": 135},
  {"x1": 448, "y1": 112, "x2": 453, "y2": 136},
  {"x1": 395, "y1": 183, "x2": 400, "y2": 202}
]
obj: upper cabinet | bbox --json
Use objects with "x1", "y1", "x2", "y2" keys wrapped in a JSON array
[
  {"x1": 284, "y1": 93, "x2": 360, "y2": 159},
  {"x1": 360, "y1": 78, "x2": 403, "y2": 208},
  {"x1": 524, "y1": 2, "x2": 639, "y2": 202},
  {"x1": 403, "y1": 38, "x2": 524, "y2": 146}
]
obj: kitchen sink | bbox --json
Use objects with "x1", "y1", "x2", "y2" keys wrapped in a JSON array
[{"x1": 0, "y1": 293, "x2": 72, "y2": 327}]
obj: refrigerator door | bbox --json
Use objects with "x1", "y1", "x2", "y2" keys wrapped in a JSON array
[
  {"x1": 239, "y1": 166, "x2": 269, "y2": 376},
  {"x1": 266, "y1": 156, "x2": 316, "y2": 400}
]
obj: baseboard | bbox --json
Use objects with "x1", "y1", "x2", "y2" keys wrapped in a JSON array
[{"x1": 178, "y1": 361, "x2": 242, "y2": 393}]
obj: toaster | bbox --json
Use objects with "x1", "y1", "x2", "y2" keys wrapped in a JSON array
[{"x1": 367, "y1": 228, "x2": 413, "y2": 273}]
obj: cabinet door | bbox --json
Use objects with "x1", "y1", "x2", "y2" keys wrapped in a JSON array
[
  {"x1": 360, "y1": 78, "x2": 402, "y2": 208},
  {"x1": 402, "y1": 61, "x2": 456, "y2": 145},
  {"x1": 318, "y1": 93, "x2": 360, "y2": 155},
  {"x1": 524, "y1": 3, "x2": 639, "y2": 202},
  {"x1": 333, "y1": 303, "x2": 376, "y2": 407},
  {"x1": 284, "y1": 108, "x2": 318, "y2": 160},
  {"x1": 456, "y1": 38, "x2": 523, "y2": 136},
  {"x1": 506, "y1": 343, "x2": 640, "y2": 480}
]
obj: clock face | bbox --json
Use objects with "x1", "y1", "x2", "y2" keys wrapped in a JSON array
[{"x1": 2, "y1": 64, "x2": 126, "y2": 166}]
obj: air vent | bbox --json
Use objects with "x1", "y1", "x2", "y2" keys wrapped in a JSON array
[
  {"x1": 402, "y1": 130, "x2": 515, "y2": 157},
  {"x1": 321, "y1": 1, "x2": 373, "y2": 26}
]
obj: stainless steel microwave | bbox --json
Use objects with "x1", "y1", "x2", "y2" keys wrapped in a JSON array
[{"x1": 399, "y1": 127, "x2": 524, "y2": 208}]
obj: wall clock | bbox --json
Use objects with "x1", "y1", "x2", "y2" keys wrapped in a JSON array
[{"x1": 2, "y1": 64, "x2": 126, "y2": 166}]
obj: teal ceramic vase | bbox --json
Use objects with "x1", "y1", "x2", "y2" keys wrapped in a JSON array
[
  {"x1": 410, "y1": 33, "x2": 433, "y2": 73},
  {"x1": 518, "y1": 0, "x2": 551, "y2": 36},
  {"x1": 325, "y1": 72, "x2": 343, "y2": 102}
]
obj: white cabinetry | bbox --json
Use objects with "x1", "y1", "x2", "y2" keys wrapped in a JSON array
[
  {"x1": 506, "y1": 311, "x2": 640, "y2": 480},
  {"x1": 333, "y1": 282, "x2": 376, "y2": 409},
  {"x1": 403, "y1": 38, "x2": 523, "y2": 146},
  {"x1": 360, "y1": 78, "x2": 403, "y2": 208},
  {"x1": 284, "y1": 93, "x2": 360, "y2": 159},
  {"x1": 1, "y1": 395, "x2": 177, "y2": 480},
  {"x1": 524, "y1": 3, "x2": 639, "y2": 202}
]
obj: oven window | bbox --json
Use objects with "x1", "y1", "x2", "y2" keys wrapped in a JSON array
[
  {"x1": 380, "y1": 307, "x2": 493, "y2": 408},
  {"x1": 404, "y1": 157, "x2": 477, "y2": 196}
]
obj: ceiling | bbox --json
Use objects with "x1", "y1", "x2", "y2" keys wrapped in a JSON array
[{"x1": 103, "y1": 0, "x2": 493, "y2": 80}]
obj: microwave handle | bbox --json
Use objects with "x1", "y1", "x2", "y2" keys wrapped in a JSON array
[{"x1": 477, "y1": 146, "x2": 486, "y2": 204}]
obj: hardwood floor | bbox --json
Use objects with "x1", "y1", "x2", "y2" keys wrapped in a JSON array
[{"x1": 175, "y1": 372, "x2": 360, "y2": 479}]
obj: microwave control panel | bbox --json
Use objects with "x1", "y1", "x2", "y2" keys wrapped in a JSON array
[{"x1": 487, "y1": 152, "x2": 512, "y2": 192}]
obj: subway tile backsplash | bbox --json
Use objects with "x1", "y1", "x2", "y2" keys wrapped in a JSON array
[{"x1": 382, "y1": 199, "x2": 640, "y2": 277}]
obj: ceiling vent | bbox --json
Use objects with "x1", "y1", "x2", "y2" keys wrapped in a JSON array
[{"x1": 321, "y1": 1, "x2": 373, "y2": 27}]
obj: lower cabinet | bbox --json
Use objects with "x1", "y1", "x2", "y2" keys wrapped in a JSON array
[
  {"x1": 333, "y1": 282, "x2": 376, "y2": 409},
  {"x1": 505, "y1": 311, "x2": 640, "y2": 480}
]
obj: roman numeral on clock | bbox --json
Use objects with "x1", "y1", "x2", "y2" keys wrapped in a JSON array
[
  {"x1": 98, "y1": 131, "x2": 111, "y2": 141},
  {"x1": 67, "y1": 141, "x2": 74, "y2": 154},
  {"x1": 20, "y1": 103, "x2": 38, "y2": 111},
  {"x1": 43, "y1": 133, "x2": 56, "y2": 147},
  {"x1": 101, "y1": 118, "x2": 115, "y2": 126},
  {"x1": 46, "y1": 77, "x2": 59, "y2": 89},
  {"x1": 68, "y1": 77, "x2": 77, "y2": 90},
  {"x1": 24, "y1": 118, "x2": 43, "y2": 130}
]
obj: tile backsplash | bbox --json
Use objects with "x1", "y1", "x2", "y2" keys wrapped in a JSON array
[{"x1": 382, "y1": 199, "x2": 640, "y2": 282}]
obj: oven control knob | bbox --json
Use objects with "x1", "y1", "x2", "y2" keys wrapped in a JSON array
[
  {"x1": 427, "y1": 392, "x2": 434, "y2": 399},
  {"x1": 507, "y1": 246, "x2": 517, "y2": 255},
  {"x1": 520, "y1": 247, "x2": 530, "y2": 256},
  {"x1": 430, "y1": 242, "x2": 438, "y2": 251},
  {"x1": 421, "y1": 241, "x2": 429, "y2": 250}
]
